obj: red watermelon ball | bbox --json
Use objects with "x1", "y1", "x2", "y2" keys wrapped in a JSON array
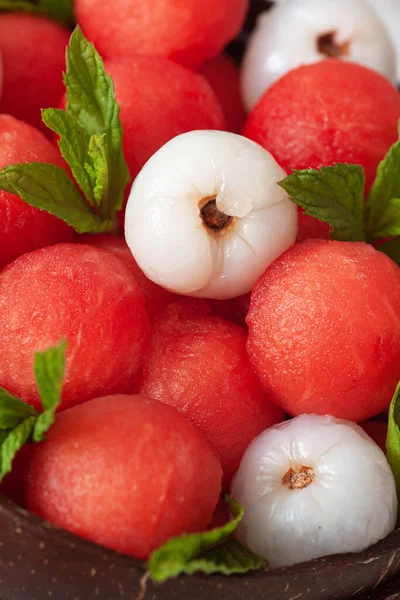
[
  {"x1": 75, "y1": 0, "x2": 248, "y2": 69},
  {"x1": 198, "y1": 54, "x2": 246, "y2": 134},
  {"x1": 247, "y1": 240, "x2": 400, "y2": 422},
  {"x1": 139, "y1": 299, "x2": 284, "y2": 487},
  {"x1": 0, "y1": 13, "x2": 70, "y2": 135},
  {"x1": 0, "y1": 115, "x2": 74, "y2": 270},
  {"x1": 0, "y1": 244, "x2": 149, "y2": 412},
  {"x1": 24, "y1": 395, "x2": 222, "y2": 559},
  {"x1": 243, "y1": 61, "x2": 400, "y2": 241},
  {"x1": 103, "y1": 56, "x2": 226, "y2": 181},
  {"x1": 81, "y1": 234, "x2": 179, "y2": 320}
]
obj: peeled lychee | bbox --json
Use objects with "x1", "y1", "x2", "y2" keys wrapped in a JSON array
[
  {"x1": 125, "y1": 130, "x2": 297, "y2": 299},
  {"x1": 232, "y1": 414, "x2": 397, "y2": 568}
]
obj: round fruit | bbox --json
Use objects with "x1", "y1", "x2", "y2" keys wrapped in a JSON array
[
  {"x1": 75, "y1": 0, "x2": 248, "y2": 69},
  {"x1": 25, "y1": 395, "x2": 222, "y2": 559},
  {"x1": 199, "y1": 54, "x2": 246, "y2": 133},
  {"x1": 243, "y1": 60, "x2": 400, "y2": 240},
  {"x1": 0, "y1": 244, "x2": 149, "y2": 411},
  {"x1": 103, "y1": 56, "x2": 226, "y2": 181},
  {"x1": 139, "y1": 299, "x2": 284, "y2": 486},
  {"x1": 0, "y1": 115, "x2": 74, "y2": 270},
  {"x1": 0, "y1": 13, "x2": 70, "y2": 134},
  {"x1": 125, "y1": 130, "x2": 297, "y2": 299},
  {"x1": 247, "y1": 240, "x2": 400, "y2": 421},
  {"x1": 231, "y1": 414, "x2": 397, "y2": 568},
  {"x1": 81, "y1": 234, "x2": 178, "y2": 319},
  {"x1": 241, "y1": 0, "x2": 395, "y2": 111}
]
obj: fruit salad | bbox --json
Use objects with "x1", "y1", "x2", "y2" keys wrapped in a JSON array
[{"x1": 0, "y1": 0, "x2": 400, "y2": 591}]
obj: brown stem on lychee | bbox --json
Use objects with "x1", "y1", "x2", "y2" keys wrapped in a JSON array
[
  {"x1": 317, "y1": 32, "x2": 350, "y2": 58},
  {"x1": 199, "y1": 197, "x2": 233, "y2": 234},
  {"x1": 282, "y1": 466, "x2": 315, "y2": 490}
]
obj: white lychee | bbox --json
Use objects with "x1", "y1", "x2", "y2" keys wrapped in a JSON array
[
  {"x1": 124, "y1": 131, "x2": 297, "y2": 300},
  {"x1": 241, "y1": 0, "x2": 396, "y2": 111},
  {"x1": 231, "y1": 414, "x2": 397, "y2": 569},
  {"x1": 366, "y1": 0, "x2": 400, "y2": 82}
]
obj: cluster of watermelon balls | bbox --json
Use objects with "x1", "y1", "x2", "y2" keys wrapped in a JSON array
[{"x1": 1, "y1": 0, "x2": 400, "y2": 571}]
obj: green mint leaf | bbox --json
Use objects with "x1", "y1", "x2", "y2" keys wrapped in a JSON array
[
  {"x1": 148, "y1": 496, "x2": 266, "y2": 583},
  {"x1": 0, "y1": 340, "x2": 67, "y2": 482},
  {"x1": 279, "y1": 164, "x2": 365, "y2": 242},
  {"x1": 87, "y1": 133, "x2": 109, "y2": 208},
  {"x1": 387, "y1": 382, "x2": 400, "y2": 522},
  {"x1": 0, "y1": 416, "x2": 36, "y2": 481},
  {"x1": 65, "y1": 26, "x2": 130, "y2": 215},
  {"x1": 0, "y1": 389, "x2": 39, "y2": 430},
  {"x1": 0, "y1": 162, "x2": 113, "y2": 234},
  {"x1": 0, "y1": 0, "x2": 74, "y2": 27},
  {"x1": 42, "y1": 108, "x2": 97, "y2": 208},
  {"x1": 366, "y1": 141, "x2": 400, "y2": 239},
  {"x1": 33, "y1": 339, "x2": 67, "y2": 442}
]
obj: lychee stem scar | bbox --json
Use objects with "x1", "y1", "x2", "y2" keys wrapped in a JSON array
[
  {"x1": 282, "y1": 466, "x2": 315, "y2": 490},
  {"x1": 317, "y1": 32, "x2": 350, "y2": 59},
  {"x1": 199, "y1": 196, "x2": 234, "y2": 233}
]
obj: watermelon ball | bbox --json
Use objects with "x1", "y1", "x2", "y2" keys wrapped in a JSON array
[
  {"x1": 81, "y1": 234, "x2": 179, "y2": 320},
  {"x1": 231, "y1": 415, "x2": 397, "y2": 568},
  {"x1": 103, "y1": 56, "x2": 226, "y2": 182},
  {"x1": 75, "y1": 0, "x2": 248, "y2": 69},
  {"x1": 243, "y1": 60, "x2": 400, "y2": 240},
  {"x1": 241, "y1": 0, "x2": 396, "y2": 111},
  {"x1": 0, "y1": 13, "x2": 70, "y2": 135},
  {"x1": 24, "y1": 395, "x2": 222, "y2": 560},
  {"x1": 0, "y1": 244, "x2": 149, "y2": 412},
  {"x1": 199, "y1": 54, "x2": 246, "y2": 134},
  {"x1": 139, "y1": 299, "x2": 285, "y2": 487},
  {"x1": 0, "y1": 115, "x2": 74, "y2": 270},
  {"x1": 247, "y1": 240, "x2": 400, "y2": 422}
]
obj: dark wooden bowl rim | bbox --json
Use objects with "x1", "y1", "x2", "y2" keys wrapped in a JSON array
[{"x1": 0, "y1": 496, "x2": 399, "y2": 600}]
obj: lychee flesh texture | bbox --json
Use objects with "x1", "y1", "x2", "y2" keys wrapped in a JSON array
[
  {"x1": 247, "y1": 240, "x2": 400, "y2": 422},
  {"x1": 243, "y1": 61, "x2": 400, "y2": 241},
  {"x1": 0, "y1": 244, "x2": 149, "y2": 412},
  {"x1": 139, "y1": 299, "x2": 285, "y2": 487},
  {"x1": 80, "y1": 234, "x2": 179, "y2": 320},
  {"x1": 0, "y1": 13, "x2": 70, "y2": 135},
  {"x1": 0, "y1": 115, "x2": 74, "y2": 270},
  {"x1": 231, "y1": 415, "x2": 397, "y2": 568},
  {"x1": 198, "y1": 54, "x2": 246, "y2": 134},
  {"x1": 75, "y1": 0, "x2": 248, "y2": 69},
  {"x1": 24, "y1": 395, "x2": 222, "y2": 560}
]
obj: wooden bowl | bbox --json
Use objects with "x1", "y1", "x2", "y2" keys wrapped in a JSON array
[{"x1": 0, "y1": 496, "x2": 399, "y2": 600}]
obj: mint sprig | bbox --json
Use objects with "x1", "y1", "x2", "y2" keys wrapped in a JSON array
[
  {"x1": 148, "y1": 495, "x2": 266, "y2": 583},
  {"x1": 0, "y1": 339, "x2": 67, "y2": 482},
  {"x1": 387, "y1": 382, "x2": 400, "y2": 523},
  {"x1": 279, "y1": 164, "x2": 365, "y2": 242},
  {"x1": 0, "y1": 26, "x2": 129, "y2": 235},
  {"x1": 0, "y1": 0, "x2": 74, "y2": 27},
  {"x1": 279, "y1": 134, "x2": 400, "y2": 267},
  {"x1": 365, "y1": 140, "x2": 400, "y2": 239}
]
